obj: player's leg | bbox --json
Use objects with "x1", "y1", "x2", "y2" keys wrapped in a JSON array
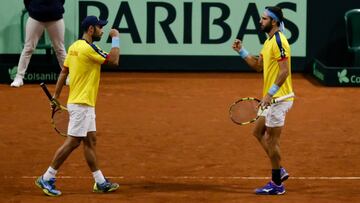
[
  {"x1": 81, "y1": 108, "x2": 119, "y2": 193},
  {"x1": 35, "y1": 136, "x2": 82, "y2": 196},
  {"x1": 50, "y1": 136, "x2": 82, "y2": 169},
  {"x1": 255, "y1": 102, "x2": 293, "y2": 195},
  {"x1": 265, "y1": 101, "x2": 293, "y2": 185},
  {"x1": 253, "y1": 116, "x2": 269, "y2": 154},
  {"x1": 253, "y1": 116, "x2": 288, "y2": 182},
  {"x1": 36, "y1": 104, "x2": 87, "y2": 196},
  {"x1": 11, "y1": 17, "x2": 45, "y2": 87},
  {"x1": 83, "y1": 131, "x2": 99, "y2": 172},
  {"x1": 255, "y1": 126, "x2": 285, "y2": 195},
  {"x1": 84, "y1": 132, "x2": 119, "y2": 193},
  {"x1": 49, "y1": 103, "x2": 88, "y2": 170},
  {"x1": 266, "y1": 127, "x2": 282, "y2": 168},
  {"x1": 266, "y1": 126, "x2": 282, "y2": 185}
]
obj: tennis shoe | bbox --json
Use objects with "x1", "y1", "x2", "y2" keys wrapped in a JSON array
[
  {"x1": 93, "y1": 179, "x2": 119, "y2": 193},
  {"x1": 10, "y1": 77, "x2": 24, "y2": 87},
  {"x1": 35, "y1": 176, "x2": 61, "y2": 196},
  {"x1": 255, "y1": 181, "x2": 285, "y2": 195},
  {"x1": 280, "y1": 167, "x2": 289, "y2": 182}
]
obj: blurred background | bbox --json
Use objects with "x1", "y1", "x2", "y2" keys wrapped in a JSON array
[{"x1": 0, "y1": 0, "x2": 359, "y2": 85}]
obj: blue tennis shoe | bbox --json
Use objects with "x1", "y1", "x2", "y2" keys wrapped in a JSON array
[
  {"x1": 35, "y1": 176, "x2": 61, "y2": 196},
  {"x1": 255, "y1": 181, "x2": 285, "y2": 195},
  {"x1": 280, "y1": 167, "x2": 289, "y2": 182},
  {"x1": 93, "y1": 179, "x2": 119, "y2": 193}
]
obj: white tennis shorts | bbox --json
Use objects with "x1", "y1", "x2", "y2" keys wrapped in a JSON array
[
  {"x1": 257, "y1": 101, "x2": 293, "y2": 127},
  {"x1": 67, "y1": 104, "x2": 96, "y2": 137}
]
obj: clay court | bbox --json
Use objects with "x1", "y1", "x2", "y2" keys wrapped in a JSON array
[{"x1": 1, "y1": 72, "x2": 360, "y2": 202}]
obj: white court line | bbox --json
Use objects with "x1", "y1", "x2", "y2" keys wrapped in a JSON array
[{"x1": 3, "y1": 176, "x2": 360, "y2": 180}]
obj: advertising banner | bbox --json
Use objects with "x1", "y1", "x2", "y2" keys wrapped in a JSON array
[
  {"x1": 0, "y1": 0, "x2": 307, "y2": 83},
  {"x1": 0, "y1": 0, "x2": 307, "y2": 56},
  {"x1": 313, "y1": 59, "x2": 360, "y2": 86}
]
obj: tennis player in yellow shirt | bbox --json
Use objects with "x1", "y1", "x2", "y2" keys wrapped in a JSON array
[
  {"x1": 232, "y1": 6, "x2": 294, "y2": 195},
  {"x1": 35, "y1": 16, "x2": 120, "y2": 196}
]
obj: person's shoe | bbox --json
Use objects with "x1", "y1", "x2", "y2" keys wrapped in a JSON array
[
  {"x1": 35, "y1": 176, "x2": 61, "y2": 196},
  {"x1": 10, "y1": 77, "x2": 24, "y2": 87},
  {"x1": 255, "y1": 181, "x2": 285, "y2": 195},
  {"x1": 280, "y1": 167, "x2": 289, "y2": 182},
  {"x1": 93, "y1": 179, "x2": 119, "y2": 193}
]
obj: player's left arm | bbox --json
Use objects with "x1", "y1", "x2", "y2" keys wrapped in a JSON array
[
  {"x1": 273, "y1": 59, "x2": 289, "y2": 87},
  {"x1": 106, "y1": 29, "x2": 120, "y2": 66},
  {"x1": 106, "y1": 47, "x2": 120, "y2": 66}
]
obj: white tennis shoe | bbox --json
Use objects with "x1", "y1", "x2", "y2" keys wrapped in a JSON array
[{"x1": 10, "y1": 77, "x2": 24, "y2": 87}]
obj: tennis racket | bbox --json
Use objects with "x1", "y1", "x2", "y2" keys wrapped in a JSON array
[
  {"x1": 40, "y1": 83, "x2": 68, "y2": 137},
  {"x1": 229, "y1": 93, "x2": 295, "y2": 125}
]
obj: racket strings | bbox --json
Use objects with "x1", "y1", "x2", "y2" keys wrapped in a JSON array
[
  {"x1": 230, "y1": 100, "x2": 259, "y2": 124},
  {"x1": 52, "y1": 108, "x2": 69, "y2": 135}
]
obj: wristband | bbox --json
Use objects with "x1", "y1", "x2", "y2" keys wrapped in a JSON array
[
  {"x1": 268, "y1": 84, "x2": 280, "y2": 96},
  {"x1": 239, "y1": 48, "x2": 249, "y2": 59},
  {"x1": 111, "y1": 37, "x2": 120, "y2": 48}
]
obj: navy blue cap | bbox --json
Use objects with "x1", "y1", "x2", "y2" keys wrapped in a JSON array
[{"x1": 81, "y1": 16, "x2": 108, "y2": 30}]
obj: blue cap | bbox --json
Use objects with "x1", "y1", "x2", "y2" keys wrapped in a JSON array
[{"x1": 81, "y1": 16, "x2": 108, "y2": 30}]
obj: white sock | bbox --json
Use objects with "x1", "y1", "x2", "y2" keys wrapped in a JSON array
[
  {"x1": 92, "y1": 170, "x2": 106, "y2": 184},
  {"x1": 43, "y1": 167, "x2": 57, "y2": 181}
]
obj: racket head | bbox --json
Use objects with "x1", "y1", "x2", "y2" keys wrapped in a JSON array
[
  {"x1": 229, "y1": 97, "x2": 261, "y2": 125},
  {"x1": 51, "y1": 104, "x2": 68, "y2": 137},
  {"x1": 41, "y1": 83, "x2": 69, "y2": 137}
]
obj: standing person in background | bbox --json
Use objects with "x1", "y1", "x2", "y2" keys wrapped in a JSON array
[
  {"x1": 232, "y1": 6, "x2": 294, "y2": 195},
  {"x1": 11, "y1": 0, "x2": 66, "y2": 87},
  {"x1": 35, "y1": 16, "x2": 120, "y2": 196}
]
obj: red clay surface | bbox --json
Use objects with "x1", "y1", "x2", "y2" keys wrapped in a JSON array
[{"x1": 1, "y1": 72, "x2": 360, "y2": 202}]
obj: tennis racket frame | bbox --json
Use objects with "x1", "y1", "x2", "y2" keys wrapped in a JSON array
[
  {"x1": 40, "y1": 83, "x2": 68, "y2": 137},
  {"x1": 229, "y1": 93, "x2": 295, "y2": 125}
]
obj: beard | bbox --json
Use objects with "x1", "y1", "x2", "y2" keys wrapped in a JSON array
[
  {"x1": 92, "y1": 35, "x2": 101, "y2": 42},
  {"x1": 261, "y1": 23, "x2": 272, "y2": 33}
]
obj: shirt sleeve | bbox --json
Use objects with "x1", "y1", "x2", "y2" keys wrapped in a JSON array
[
  {"x1": 63, "y1": 50, "x2": 70, "y2": 68},
  {"x1": 273, "y1": 32, "x2": 289, "y2": 62},
  {"x1": 86, "y1": 44, "x2": 108, "y2": 64}
]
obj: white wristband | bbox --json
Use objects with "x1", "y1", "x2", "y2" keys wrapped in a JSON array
[
  {"x1": 268, "y1": 84, "x2": 280, "y2": 96},
  {"x1": 239, "y1": 48, "x2": 249, "y2": 59},
  {"x1": 111, "y1": 37, "x2": 120, "y2": 48}
]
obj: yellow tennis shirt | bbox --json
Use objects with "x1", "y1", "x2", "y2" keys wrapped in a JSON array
[
  {"x1": 260, "y1": 31, "x2": 293, "y2": 98},
  {"x1": 64, "y1": 39, "x2": 108, "y2": 107}
]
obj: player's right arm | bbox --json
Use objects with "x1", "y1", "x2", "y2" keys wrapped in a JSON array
[
  {"x1": 232, "y1": 39, "x2": 263, "y2": 72},
  {"x1": 106, "y1": 29, "x2": 120, "y2": 66},
  {"x1": 53, "y1": 66, "x2": 69, "y2": 100}
]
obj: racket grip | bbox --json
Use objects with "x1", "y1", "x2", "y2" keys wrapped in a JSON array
[
  {"x1": 273, "y1": 92, "x2": 295, "y2": 103},
  {"x1": 40, "y1": 83, "x2": 53, "y2": 101}
]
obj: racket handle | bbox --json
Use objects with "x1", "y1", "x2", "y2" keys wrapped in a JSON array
[
  {"x1": 273, "y1": 92, "x2": 295, "y2": 103},
  {"x1": 40, "y1": 83, "x2": 53, "y2": 101}
]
